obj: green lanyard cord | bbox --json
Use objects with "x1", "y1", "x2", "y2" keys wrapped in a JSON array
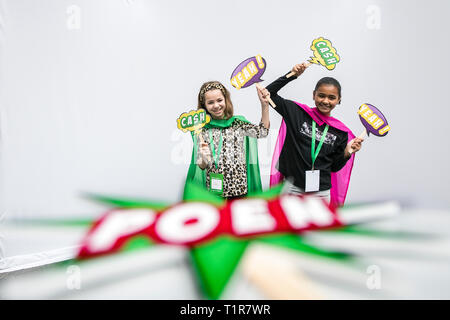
[
  {"x1": 311, "y1": 121, "x2": 329, "y2": 171},
  {"x1": 208, "y1": 129, "x2": 223, "y2": 169}
]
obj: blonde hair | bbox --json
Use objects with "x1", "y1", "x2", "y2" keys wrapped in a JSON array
[{"x1": 197, "y1": 81, "x2": 234, "y2": 119}]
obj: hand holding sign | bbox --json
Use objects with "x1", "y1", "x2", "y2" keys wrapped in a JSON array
[
  {"x1": 345, "y1": 137, "x2": 364, "y2": 157},
  {"x1": 230, "y1": 54, "x2": 276, "y2": 108},
  {"x1": 287, "y1": 62, "x2": 311, "y2": 78},
  {"x1": 197, "y1": 135, "x2": 212, "y2": 167},
  {"x1": 287, "y1": 37, "x2": 341, "y2": 78},
  {"x1": 255, "y1": 83, "x2": 271, "y2": 106}
]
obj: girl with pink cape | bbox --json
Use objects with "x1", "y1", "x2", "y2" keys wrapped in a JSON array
[{"x1": 266, "y1": 63, "x2": 363, "y2": 207}]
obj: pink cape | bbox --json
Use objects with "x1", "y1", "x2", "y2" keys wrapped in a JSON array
[{"x1": 270, "y1": 102, "x2": 356, "y2": 208}]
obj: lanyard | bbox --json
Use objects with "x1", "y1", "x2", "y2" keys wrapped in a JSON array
[
  {"x1": 208, "y1": 129, "x2": 223, "y2": 169},
  {"x1": 311, "y1": 121, "x2": 329, "y2": 171}
]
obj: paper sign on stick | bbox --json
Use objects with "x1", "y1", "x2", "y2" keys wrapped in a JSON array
[
  {"x1": 309, "y1": 37, "x2": 340, "y2": 70},
  {"x1": 230, "y1": 55, "x2": 266, "y2": 90},
  {"x1": 177, "y1": 109, "x2": 211, "y2": 135},
  {"x1": 358, "y1": 103, "x2": 390, "y2": 137},
  {"x1": 287, "y1": 37, "x2": 340, "y2": 78},
  {"x1": 230, "y1": 54, "x2": 276, "y2": 108}
]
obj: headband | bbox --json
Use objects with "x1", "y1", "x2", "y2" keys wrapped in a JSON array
[{"x1": 199, "y1": 82, "x2": 226, "y2": 104}]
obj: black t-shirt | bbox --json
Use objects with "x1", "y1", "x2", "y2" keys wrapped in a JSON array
[{"x1": 267, "y1": 73, "x2": 350, "y2": 191}]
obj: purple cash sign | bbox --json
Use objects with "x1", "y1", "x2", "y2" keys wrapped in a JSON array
[
  {"x1": 358, "y1": 103, "x2": 390, "y2": 137},
  {"x1": 230, "y1": 55, "x2": 267, "y2": 90}
]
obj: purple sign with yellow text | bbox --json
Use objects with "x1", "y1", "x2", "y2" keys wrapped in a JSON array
[
  {"x1": 358, "y1": 103, "x2": 390, "y2": 136},
  {"x1": 230, "y1": 55, "x2": 266, "y2": 90}
]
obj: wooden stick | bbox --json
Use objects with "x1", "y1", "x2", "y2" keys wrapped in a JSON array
[
  {"x1": 358, "y1": 129, "x2": 367, "y2": 140},
  {"x1": 241, "y1": 244, "x2": 323, "y2": 300},
  {"x1": 286, "y1": 62, "x2": 312, "y2": 78},
  {"x1": 255, "y1": 83, "x2": 276, "y2": 109}
]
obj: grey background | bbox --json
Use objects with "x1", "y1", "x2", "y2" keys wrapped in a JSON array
[{"x1": 1, "y1": 0, "x2": 449, "y2": 221}]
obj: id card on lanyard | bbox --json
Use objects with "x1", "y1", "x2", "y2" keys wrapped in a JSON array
[
  {"x1": 209, "y1": 129, "x2": 224, "y2": 196},
  {"x1": 305, "y1": 121, "x2": 329, "y2": 192}
]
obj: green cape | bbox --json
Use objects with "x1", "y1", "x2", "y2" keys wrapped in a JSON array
[{"x1": 184, "y1": 115, "x2": 262, "y2": 196}]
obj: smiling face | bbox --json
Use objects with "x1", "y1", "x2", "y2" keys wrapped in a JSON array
[
  {"x1": 204, "y1": 89, "x2": 226, "y2": 119},
  {"x1": 313, "y1": 84, "x2": 341, "y2": 116}
]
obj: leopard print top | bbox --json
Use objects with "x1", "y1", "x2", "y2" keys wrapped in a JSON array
[{"x1": 197, "y1": 119, "x2": 269, "y2": 197}]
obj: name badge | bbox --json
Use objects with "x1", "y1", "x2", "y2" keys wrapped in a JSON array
[
  {"x1": 210, "y1": 173, "x2": 224, "y2": 196},
  {"x1": 305, "y1": 170, "x2": 320, "y2": 192}
]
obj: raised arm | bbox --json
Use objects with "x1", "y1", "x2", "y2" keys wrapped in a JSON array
[
  {"x1": 256, "y1": 84, "x2": 270, "y2": 129},
  {"x1": 266, "y1": 62, "x2": 310, "y2": 116}
]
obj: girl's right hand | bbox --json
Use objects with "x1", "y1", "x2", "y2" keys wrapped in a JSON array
[
  {"x1": 256, "y1": 84, "x2": 270, "y2": 106},
  {"x1": 198, "y1": 141, "x2": 212, "y2": 167},
  {"x1": 291, "y1": 62, "x2": 309, "y2": 77}
]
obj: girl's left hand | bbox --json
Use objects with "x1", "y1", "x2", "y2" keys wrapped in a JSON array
[
  {"x1": 256, "y1": 84, "x2": 270, "y2": 106},
  {"x1": 345, "y1": 137, "x2": 364, "y2": 157}
]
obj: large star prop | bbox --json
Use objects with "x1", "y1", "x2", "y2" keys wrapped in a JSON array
[{"x1": 74, "y1": 182, "x2": 402, "y2": 299}]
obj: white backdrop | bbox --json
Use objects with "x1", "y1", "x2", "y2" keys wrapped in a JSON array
[{"x1": 1, "y1": 0, "x2": 449, "y2": 223}]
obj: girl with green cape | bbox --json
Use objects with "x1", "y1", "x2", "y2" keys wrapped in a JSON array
[{"x1": 185, "y1": 81, "x2": 271, "y2": 199}]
